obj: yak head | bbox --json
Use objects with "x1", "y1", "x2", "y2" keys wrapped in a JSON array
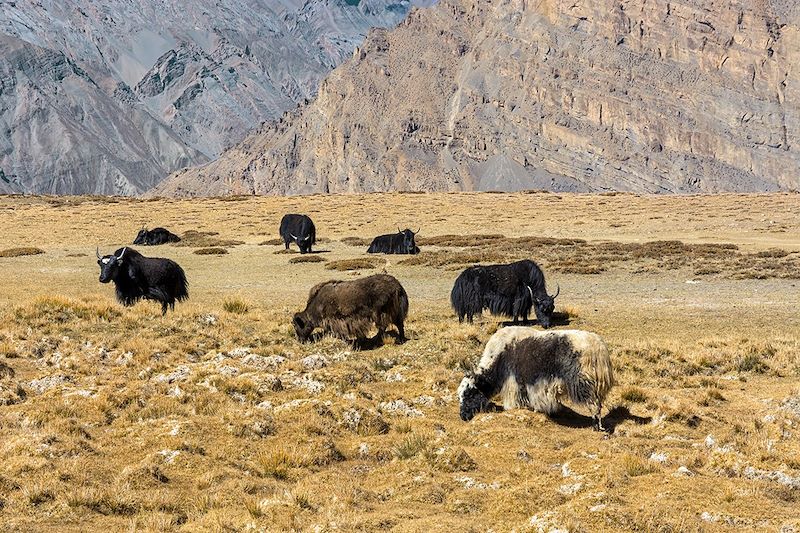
[
  {"x1": 398, "y1": 228, "x2": 420, "y2": 255},
  {"x1": 458, "y1": 373, "x2": 492, "y2": 421},
  {"x1": 97, "y1": 247, "x2": 127, "y2": 283},
  {"x1": 290, "y1": 232, "x2": 313, "y2": 254},
  {"x1": 292, "y1": 312, "x2": 314, "y2": 342},
  {"x1": 528, "y1": 284, "x2": 559, "y2": 328},
  {"x1": 133, "y1": 226, "x2": 148, "y2": 245}
]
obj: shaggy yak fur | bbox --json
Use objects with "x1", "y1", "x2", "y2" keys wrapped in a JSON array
[
  {"x1": 133, "y1": 227, "x2": 181, "y2": 245},
  {"x1": 450, "y1": 259, "x2": 559, "y2": 326},
  {"x1": 293, "y1": 274, "x2": 408, "y2": 343},
  {"x1": 280, "y1": 214, "x2": 316, "y2": 254},
  {"x1": 97, "y1": 247, "x2": 188, "y2": 315},
  {"x1": 458, "y1": 327, "x2": 614, "y2": 430},
  {"x1": 366, "y1": 228, "x2": 420, "y2": 255}
]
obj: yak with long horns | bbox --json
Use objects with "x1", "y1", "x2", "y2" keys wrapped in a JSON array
[
  {"x1": 279, "y1": 214, "x2": 316, "y2": 254},
  {"x1": 450, "y1": 259, "x2": 559, "y2": 327},
  {"x1": 97, "y1": 247, "x2": 188, "y2": 315}
]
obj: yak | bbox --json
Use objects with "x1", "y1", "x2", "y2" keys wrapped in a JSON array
[
  {"x1": 450, "y1": 259, "x2": 559, "y2": 327},
  {"x1": 293, "y1": 274, "x2": 408, "y2": 344},
  {"x1": 280, "y1": 214, "x2": 316, "y2": 254},
  {"x1": 97, "y1": 247, "x2": 188, "y2": 315},
  {"x1": 367, "y1": 228, "x2": 420, "y2": 255},
  {"x1": 133, "y1": 226, "x2": 181, "y2": 245},
  {"x1": 458, "y1": 327, "x2": 615, "y2": 431}
]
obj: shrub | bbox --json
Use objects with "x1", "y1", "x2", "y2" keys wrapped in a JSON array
[
  {"x1": 222, "y1": 297, "x2": 249, "y2": 314},
  {"x1": 0, "y1": 247, "x2": 44, "y2": 257},
  {"x1": 289, "y1": 255, "x2": 326, "y2": 264},
  {"x1": 194, "y1": 247, "x2": 227, "y2": 255},
  {"x1": 325, "y1": 258, "x2": 382, "y2": 271}
]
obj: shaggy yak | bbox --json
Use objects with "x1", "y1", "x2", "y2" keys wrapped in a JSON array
[
  {"x1": 279, "y1": 214, "x2": 316, "y2": 254},
  {"x1": 458, "y1": 327, "x2": 614, "y2": 431},
  {"x1": 133, "y1": 227, "x2": 181, "y2": 245},
  {"x1": 96, "y1": 247, "x2": 188, "y2": 315},
  {"x1": 450, "y1": 259, "x2": 559, "y2": 327},
  {"x1": 293, "y1": 274, "x2": 408, "y2": 344},
  {"x1": 367, "y1": 228, "x2": 420, "y2": 255}
]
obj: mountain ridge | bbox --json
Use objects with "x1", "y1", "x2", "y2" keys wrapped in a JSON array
[{"x1": 153, "y1": 0, "x2": 799, "y2": 196}]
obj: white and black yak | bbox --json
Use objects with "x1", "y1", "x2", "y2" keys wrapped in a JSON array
[
  {"x1": 367, "y1": 228, "x2": 420, "y2": 255},
  {"x1": 133, "y1": 226, "x2": 181, "y2": 245},
  {"x1": 293, "y1": 274, "x2": 408, "y2": 344},
  {"x1": 458, "y1": 327, "x2": 614, "y2": 431},
  {"x1": 97, "y1": 247, "x2": 188, "y2": 315},
  {"x1": 450, "y1": 259, "x2": 559, "y2": 327},
  {"x1": 280, "y1": 214, "x2": 316, "y2": 254}
]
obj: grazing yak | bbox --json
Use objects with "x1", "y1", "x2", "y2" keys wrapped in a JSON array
[
  {"x1": 133, "y1": 226, "x2": 181, "y2": 245},
  {"x1": 450, "y1": 259, "x2": 559, "y2": 327},
  {"x1": 367, "y1": 228, "x2": 420, "y2": 255},
  {"x1": 293, "y1": 274, "x2": 408, "y2": 344},
  {"x1": 96, "y1": 247, "x2": 188, "y2": 315},
  {"x1": 458, "y1": 327, "x2": 615, "y2": 431},
  {"x1": 280, "y1": 214, "x2": 316, "y2": 254}
]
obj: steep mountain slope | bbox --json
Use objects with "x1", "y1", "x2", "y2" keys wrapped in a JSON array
[
  {"x1": 0, "y1": 0, "x2": 431, "y2": 194},
  {"x1": 154, "y1": 0, "x2": 799, "y2": 196}
]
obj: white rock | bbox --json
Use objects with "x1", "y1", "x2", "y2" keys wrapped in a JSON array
[
  {"x1": 159, "y1": 449, "x2": 180, "y2": 464},
  {"x1": 674, "y1": 466, "x2": 694, "y2": 477},
  {"x1": 649, "y1": 452, "x2": 669, "y2": 464},
  {"x1": 301, "y1": 354, "x2": 328, "y2": 369},
  {"x1": 227, "y1": 347, "x2": 250, "y2": 358},
  {"x1": 358, "y1": 443, "x2": 369, "y2": 457},
  {"x1": 589, "y1": 504, "x2": 607, "y2": 512},
  {"x1": 558, "y1": 482, "x2": 583, "y2": 495},
  {"x1": 385, "y1": 371, "x2": 405, "y2": 382},
  {"x1": 700, "y1": 512, "x2": 720, "y2": 523},
  {"x1": 255, "y1": 400, "x2": 273, "y2": 410},
  {"x1": 218, "y1": 365, "x2": 240, "y2": 376},
  {"x1": 154, "y1": 365, "x2": 191, "y2": 384},
  {"x1": 704, "y1": 434, "x2": 717, "y2": 448},
  {"x1": 379, "y1": 399, "x2": 423, "y2": 417},
  {"x1": 27, "y1": 374, "x2": 71, "y2": 394}
]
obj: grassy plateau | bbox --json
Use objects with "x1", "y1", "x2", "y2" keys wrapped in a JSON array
[{"x1": 0, "y1": 192, "x2": 799, "y2": 532}]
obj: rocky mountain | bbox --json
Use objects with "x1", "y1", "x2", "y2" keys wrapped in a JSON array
[
  {"x1": 154, "y1": 0, "x2": 799, "y2": 196},
  {"x1": 0, "y1": 0, "x2": 432, "y2": 194}
]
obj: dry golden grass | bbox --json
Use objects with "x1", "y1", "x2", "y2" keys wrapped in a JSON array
[{"x1": 0, "y1": 192, "x2": 799, "y2": 531}]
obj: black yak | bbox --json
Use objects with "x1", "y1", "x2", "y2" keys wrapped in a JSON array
[
  {"x1": 279, "y1": 214, "x2": 316, "y2": 254},
  {"x1": 458, "y1": 327, "x2": 615, "y2": 431},
  {"x1": 450, "y1": 259, "x2": 559, "y2": 327},
  {"x1": 293, "y1": 274, "x2": 408, "y2": 344},
  {"x1": 96, "y1": 247, "x2": 188, "y2": 315},
  {"x1": 133, "y1": 227, "x2": 181, "y2": 245},
  {"x1": 367, "y1": 228, "x2": 420, "y2": 255}
]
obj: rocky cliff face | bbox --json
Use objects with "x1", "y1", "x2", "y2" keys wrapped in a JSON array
[
  {"x1": 0, "y1": 0, "x2": 430, "y2": 194},
  {"x1": 154, "y1": 0, "x2": 799, "y2": 196}
]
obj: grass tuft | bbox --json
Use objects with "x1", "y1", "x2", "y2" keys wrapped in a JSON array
[
  {"x1": 222, "y1": 296, "x2": 249, "y2": 314},
  {"x1": 289, "y1": 255, "x2": 326, "y2": 264},
  {"x1": 325, "y1": 258, "x2": 383, "y2": 271},
  {"x1": 194, "y1": 247, "x2": 228, "y2": 255}
]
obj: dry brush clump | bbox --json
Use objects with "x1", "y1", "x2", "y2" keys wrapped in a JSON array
[
  {"x1": 289, "y1": 255, "x2": 326, "y2": 264},
  {"x1": 405, "y1": 234, "x2": 800, "y2": 279},
  {"x1": 0, "y1": 247, "x2": 45, "y2": 257},
  {"x1": 174, "y1": 230, "x2": 243, "y2": 248},
  {"x1": 325, "y1": 258, "x2": 384, "y2": 271}
]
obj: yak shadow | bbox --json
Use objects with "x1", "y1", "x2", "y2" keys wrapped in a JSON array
[
  {"x1": 500, "y1": 311, "x2": 572, "y2": 328},
  {"x1": 303, "y1": 330, "x2": 406, "y2": 351},
  {"x1": 549, "y1": 405, "x2": 651, "y2": 433}
]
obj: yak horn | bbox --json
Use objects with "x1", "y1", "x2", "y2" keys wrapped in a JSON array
[
  {"x1": 398, "y1": 227, "x2": 402, "y2": 233},
  {"x1": 96, "y1": 247, "x2": 101, "y2": 259},
  {"x1": 116, "y1": 247, "x2": 127, "y2": 260},
  {"x1": 290, "y1": 233, "x2": 298, "y2": 240},
  {"x1": 526, "y1": 285, "x2": 534, "y2": 299},
  {"x1": 553, "y1": 284, "x2": 560, "y2": 298},
  {"x1": 414, "y1": 227, "x2": 420, "y2": 234}
]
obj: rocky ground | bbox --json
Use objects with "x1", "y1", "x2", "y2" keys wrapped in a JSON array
[{"x1": 0, "y1": 192, "x2": 798, "y2": 531}]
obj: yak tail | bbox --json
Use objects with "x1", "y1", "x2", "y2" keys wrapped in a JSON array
[
  {"x1": 580, "y1": 336, "x2": 615, "y2": 403},
  {"x1": 396, "y1": 283, "x2": 409, "y2": 321},
  {"x1": 175, "y1": 264, "x2": 189, "y2": 302}
]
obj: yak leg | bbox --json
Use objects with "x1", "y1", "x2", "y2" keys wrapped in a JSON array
[
  {"x1": 161, "y1": 302, "x2": 168, "y2": 315},
  {"x1": 285, "y1": 240, "x2": 290, "y2": 250},
  {"x1": 592, "y1": 402, "x2": 607, "y2": 432},
  {"x1": 395, "y1": 320, "x2": 406, "y2": 343}
]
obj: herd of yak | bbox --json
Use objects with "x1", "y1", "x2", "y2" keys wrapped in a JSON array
[{"x1": 96, "y1": 213, "x2": 614, "y2": 430}]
